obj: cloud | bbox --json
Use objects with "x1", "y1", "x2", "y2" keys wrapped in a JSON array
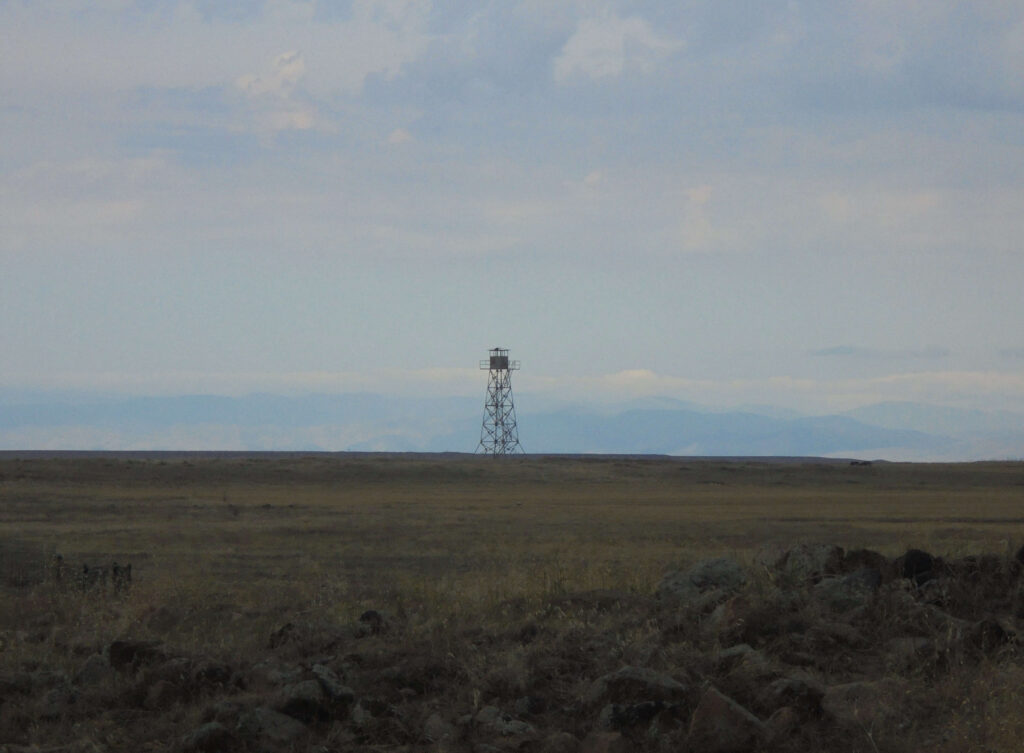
[
  {"x1": 0, "y1": 368, "x2": 483, "y2": 399},
  {"x1": 554, "y1": 11, "x2": 681, "y2": 82},
  {"x1": 5, "y1": 364, "x2": 1024, "y2": 418},
  {"x1": 809, "y1": 346, "x2": 951, "y2": 359},
  {"x1": 678, "y1": 183, "x2": 729, "y2": 251},
  {"x1": 236, "y1": 50, "x2": 305, "y2": 98},
  {"x1": 387, "y1": 127, "x2": 413, "y2": 144},
  {"x1": 235, "y1": 51, "x2": 324, "y2": 134}
]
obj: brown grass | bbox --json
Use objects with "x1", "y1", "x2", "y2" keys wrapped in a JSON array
[{"x1": 1, "y1": 454, "x2": 1024, "y2": 751}]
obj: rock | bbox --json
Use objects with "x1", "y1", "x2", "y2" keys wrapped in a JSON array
[
  {"x1": 714, "y1": 643, "x2": 756, "y2": 669},
  {"x1": 145, "y1": 679, "x2": 182, "y2": 709},
  {"x1": 718, "y1": 647, "x2": 775, "y2": 684},
  {"x1": 810, "y1": 621, "x2": 869, "y2": 648},
  {"x1": 268, "y1": 622, "x2": 296, "y2": 648},
  {"x1": 762, "y1": 706, "x2": 799, "y2": 745},
  {"x1": 755, "y1": 674, "x2": 824, "y2": 716},
  {"x1": 192, "y1": 661, "x2": 232, "y2": 689},
  {"x1": 645, "y1": 703, "x2": 689, "y2": 743},
  {"x1": 585, "y1": 666, "x2": 689, "y2": 706},
  {"x1": 74, "y1": 654, "x2": 115, "y2": 687},
  {"x1": 275, "y1": 679, "x2": 326, "y2": 722},
  {"x1": 474, "y1": 706, "x2": 537, "y2": 738},
  {"x1": 885, "y1": 637, "x2": 933, "y2": 669},
  {"x1": 539, "y1": 731, "x2": 577, "y2": 753},
  {"x1": 311, "y1": 663, "x2": 354, "y2": 704},
  {"x1": 842, "y1": 548, "x2": 890, "y2": 575},
  {"x1": 687, "y1": 687, "x2": 766, "y2": 753},
  {"x1": 898, "y1": 549, "x2": 935, "y2": 585},
  {"x1": 235, "y1": 706, "x2": 307, "y2": 744},
  {"x1": 657, "y1": 558, "x2": 746, "y2": 607},
  {"x1": 145, "y1": 657, "x2": 192, "y2": 687},
  {"x1": 596, "y1": 701, "x2": 667, "y2": 731},
  {"x1": 813, "y1": 568, "x2": 881, "y2": 611},
  {"x1": 357, "y1": 609, "x2": 388, "y2": 636},
  {"x1": 107, "y1": 640, "x2": 166, "y2": 672},
  {"x1": 579, "y1": 731, "x2": 630, "y2": 753},
  {"x1": 514, "y1": 695, "x2": 546, "y2": 716},
  {"x1": 350, "y1": 700, "x2": 373, "y2": 728},
  {"x1": 821, "y1": 679, "x2": 905, "y2": 727},
  {"x1": 966, "y1": 617, "x2": 1013, "y2": 654},
  {"x1": 424, "y1": 712, "x2": 456, "y2": 742},
  {"x1": 702, "y1": 596, "x2": 748, "y2": 641},
  {"x1": 36, "y1": 685, "x2": 77, "y2": 720},
  {"x1": 252, "y1": 660, "x2": 303, "y2": 686},
  {"x1": 774, "y1": 544, "x2": 844, "y2": 584},
  {"x1": 950, "y1": 553, "x2": 1007, "y2": 585},
  {"x1": 203, "y1": 699, "x2": 244, "y2": 725},
  {"x1": 179, "y1": 721, "x2": 234, "y2": 752},
  {"x1": 917, "y1": 577, "x2": 951, "y2": 606},
  {"x1": 0, "y1": 672, "x2": 33, "y2": 695}
]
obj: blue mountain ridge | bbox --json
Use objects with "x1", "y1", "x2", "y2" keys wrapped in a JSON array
[{"x1": 0, "y1": 392, "x2": 992, "y2": 457}]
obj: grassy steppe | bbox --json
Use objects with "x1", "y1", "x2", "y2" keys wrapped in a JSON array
[{"x1": 2, "y1": 454, "x2": 1024, "y2": 751}]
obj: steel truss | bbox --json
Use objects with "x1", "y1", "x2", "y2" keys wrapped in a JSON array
[{"x1": 477, "y1": 347, "x2": 523, "y2": 455}]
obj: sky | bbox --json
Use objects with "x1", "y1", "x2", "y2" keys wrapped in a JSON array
[{"x1": 3, "y1": 0, "x2": 1024, "y2": 416}]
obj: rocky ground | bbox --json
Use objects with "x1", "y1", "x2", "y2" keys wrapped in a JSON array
[{"x1": 3, "y1": 544, "x2": 1024, "y2": 753}]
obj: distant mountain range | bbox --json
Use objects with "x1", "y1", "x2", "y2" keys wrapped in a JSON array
[{"x1": 0, "y1": 392, "x2": 1021, "y2": 460}]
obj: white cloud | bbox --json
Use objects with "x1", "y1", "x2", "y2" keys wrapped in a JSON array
[
  {"x1": 677, "y1": 183, "x2": 729, "y2": 251},
  {"x1": 554, "y1": 11, "x2": 681, "y2": 82},
  {"x1": 387, "y1": 127, "x2": 414, "y2": 144},
  {"x1": 0, "y1": 0, "x2": 430, "y2": 96},
  {"x1": 236, "y1": 51, "x2": 325, "y2": 134},
  {"x1": 3, "y1": 1, "x2": 1024, "y2": 428},
  {"x1": 518, "y1": 369, "x2": 1024, "y2": 415},
  {"x1": 237, "y1": 50, "x2": 306, "y2": 98}
]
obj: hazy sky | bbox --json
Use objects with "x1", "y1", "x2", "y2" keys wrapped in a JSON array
[{"x1": 3, "y1": 1, "x2": 1024, "y2": 414}]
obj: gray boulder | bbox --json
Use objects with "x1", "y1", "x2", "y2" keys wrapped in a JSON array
[
  {"x1": 251, "y1": 660, "x2": 304, "y2": 686},
  {"x1": 657, "y1": 558, "x2": 746, "y2": 608},
  {"x1": 424, "y1": 712, "x2": 456, "y2": 742},
  {"x1": 539, "y1": 731, "x2": 578, "y2": 753},
  {"x1": 107, "y1": 639, "x2": 166, "y2": 672},
  {"x1": 180, "y1": 721, "x2": 234, "y2": 753},
  {"x1": 687, "y1": 687, "x2": 765, "y2": 753},
  {"x1": 236, "y1": 706, "x2": 308, "y2": 744},
  {"x1": 36, "y1": 685, "x2": 77, "y2": 720},
  {"x1": 774, "y1": 544, "x2": 844, "y2": 584},
  {"x1": 596, "y1": 700, "x2": 668, "y2": 731},
  {"x1": 275, "y1": 679, "x2": 326, "y2": 722},
  {"x1": 74, "y1": 654, "x2": 116, "y2": 687},
  {"x1": 474, "y1": 705, "x2": 538, "y2": 738},
  {"x1": 311, "y1": 663, "x2": 354, "y2": 704},
  {"x1": 755, "y1": 674, "x2": 825, "y2": 716},
  {"x1": 821, "y1": 679, "x2": 906, "y2": 727},
  {"x1": 813, "y1": 568, "x2": 882, "y2": 611},
  {"x1": 585, "y1": 666, "x2": 689, "y2": 706}
]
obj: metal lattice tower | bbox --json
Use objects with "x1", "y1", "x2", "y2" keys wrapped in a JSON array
[{"x1": 477, "y1": 347, "x2": 523, "y2": 455}]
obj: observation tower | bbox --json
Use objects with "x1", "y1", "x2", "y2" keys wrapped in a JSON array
[{"x1": 477, "y1": 347, "x2": 523, "y2": 455}]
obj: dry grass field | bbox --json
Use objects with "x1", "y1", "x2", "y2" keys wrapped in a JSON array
[{"x1": 2, "y1": 454, "x2": 1024, "y2": 752}]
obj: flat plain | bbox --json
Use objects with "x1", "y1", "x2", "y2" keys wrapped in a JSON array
[{"x1": 2, "y1": 454, "x2": 1024, "y2": 752}]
